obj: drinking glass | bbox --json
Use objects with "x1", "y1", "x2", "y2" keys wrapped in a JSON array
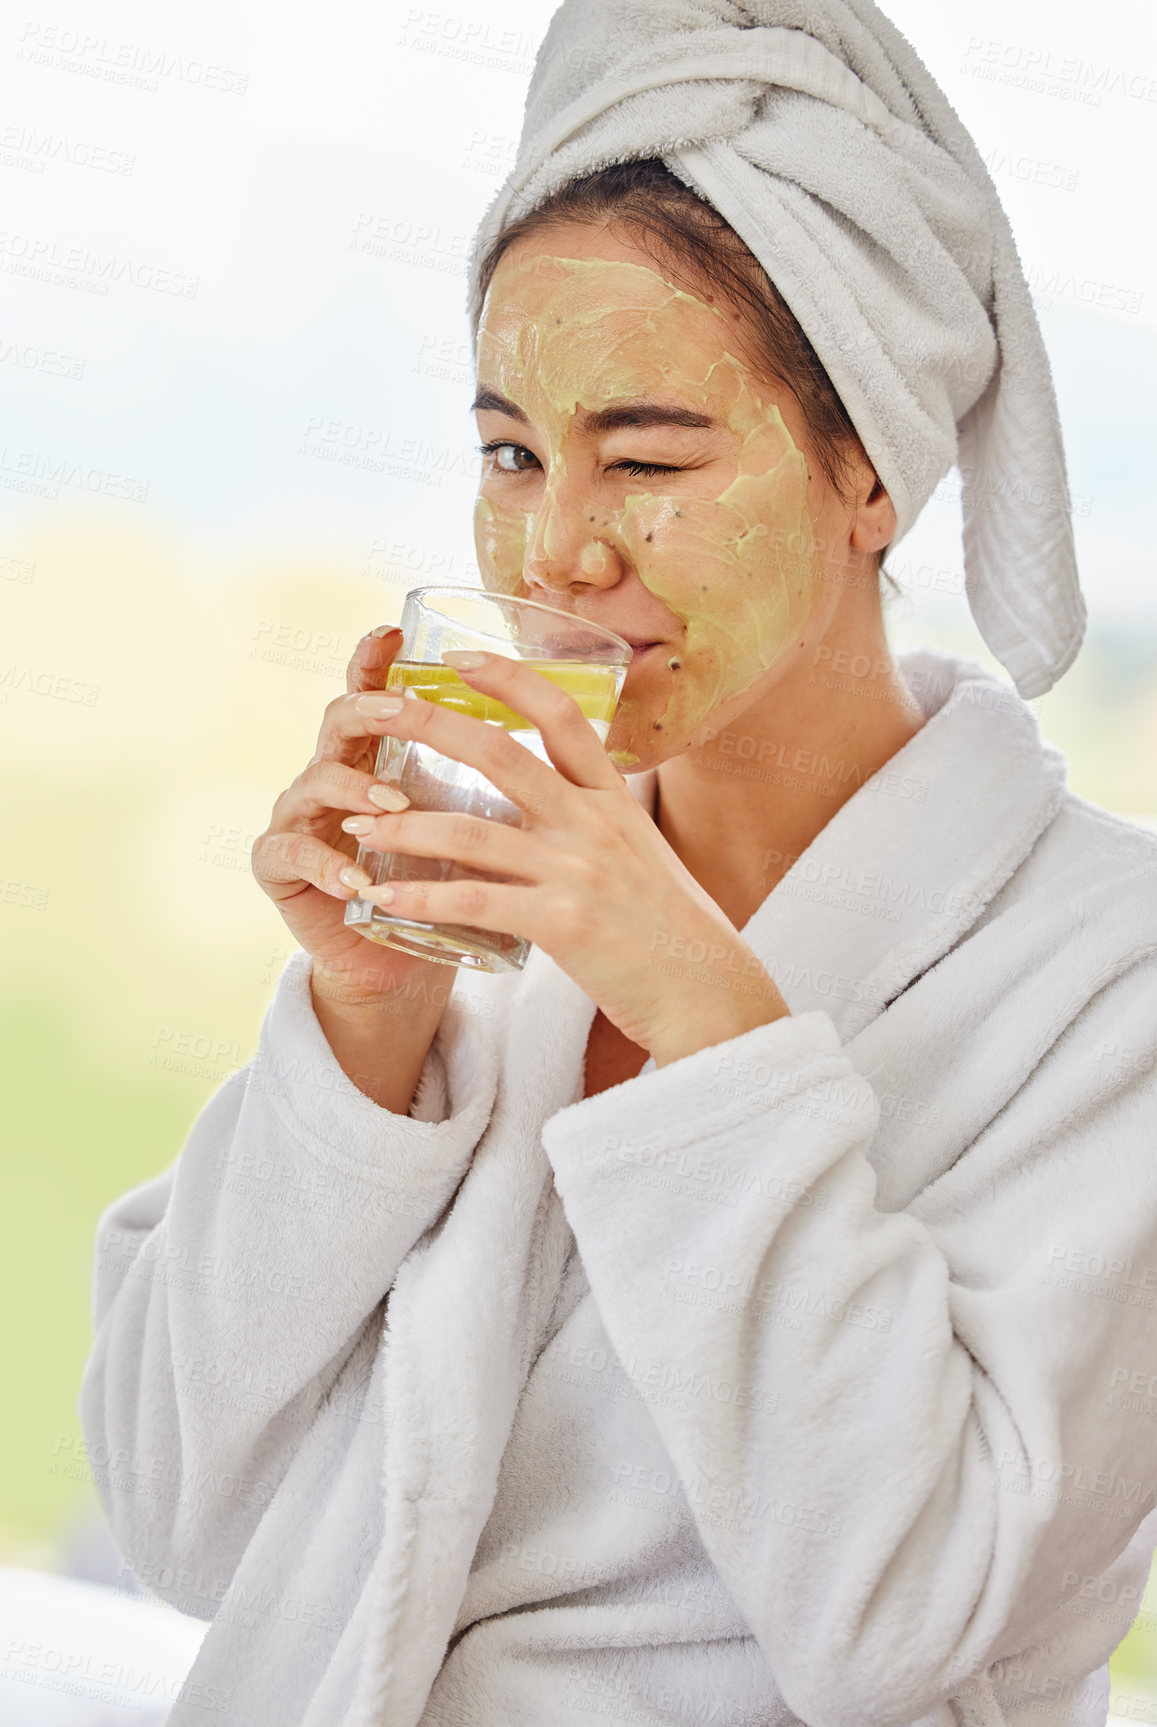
[{"x1": 343, "y1": 587, "x2": 631, "y2": 972}]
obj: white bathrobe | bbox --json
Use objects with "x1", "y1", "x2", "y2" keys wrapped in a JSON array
[{"x1": 80, "y1": 647, "x2": 1157, "y2": 1727}]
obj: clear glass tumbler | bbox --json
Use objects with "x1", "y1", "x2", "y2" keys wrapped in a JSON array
[{"x1": 343, "y1": 587, "x2": 632, "y2": 973}]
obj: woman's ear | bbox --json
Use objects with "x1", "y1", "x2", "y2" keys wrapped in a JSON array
[{"x1": 850, "y1": 474, "x2": 897, "y2": 556}]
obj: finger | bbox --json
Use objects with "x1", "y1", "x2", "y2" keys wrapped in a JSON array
[
  {"x1": 345, "y1": 625, "x2": 404, "y2": 696},
  {"x1": 442, "y1": 651, "x2": 624, "y2": 792},
  {"x1": 274, "y1": 759, "x2": 411, "y2": 825},
  {"x1": 252, "y1": 828, "x2": 372, "y2": 904},
  {"x1": 358, "y1": 872, "x2": 541, "y2": 942},
  {"x1": 313, "y1": 684, "x2": 413, "y2": 770},
  {"x1": 352, "y1": 686, "x2": 563, "y2": 820},
  {"x1": 338, "y1": 806, "x2": 560, "y2": 883}
]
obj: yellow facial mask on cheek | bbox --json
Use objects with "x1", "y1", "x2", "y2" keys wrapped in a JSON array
[
  {"x1": 474, "y1": 255, "x2": 823, "y2": 766},
  {"x1": 473, "y1": 493, "x2": 527, "y2": 601}
]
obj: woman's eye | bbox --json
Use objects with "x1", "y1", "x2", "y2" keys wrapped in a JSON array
[
  {"x1": 480, "y1": 441, "x2": 540, "y2": 473},
  {"x1": 478, "y1": 443, "x2": 683, "y2": 480},
  {"x1": 611, "y1": 459, "x2": 683, "y2": 479}
]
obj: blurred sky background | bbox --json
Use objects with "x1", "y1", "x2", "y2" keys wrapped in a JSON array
[{"x1": 2, "y1": 0, "x2": 1156, "y2": 1706}]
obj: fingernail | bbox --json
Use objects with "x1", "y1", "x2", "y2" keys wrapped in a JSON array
[
  {"x1": 367, "y1": 782, "x2": 410, "y2": 810},
  {"x1": 342, "y1": 816, "x2": 375, "y2": 834},
  {"x1": 442, "y1": 649, "x2": 488, "y2": 670},
  {"x1": 339, "y1": 865, "x2": 371, "y2": 889},
  {"x1": 370, "y1": 624, "x2": 403, "y2": 639},
  {"x1": 357, "y1": 694, "x2": 405, "y2": 717}
]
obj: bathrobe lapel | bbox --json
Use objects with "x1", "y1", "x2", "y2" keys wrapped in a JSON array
[
  {"x1": 743, "y1": 649, "x2": 1068, "y2": 1040},
  {"x1": 352, "y1": 648, "x2": 1066, "y2": 1724},
  {"x1": 629, "y1": 648, "x2": 1067, "y2": 1048},
  {"x1": 350, "y1": 943, "x2": 596, "y2": 1727}
]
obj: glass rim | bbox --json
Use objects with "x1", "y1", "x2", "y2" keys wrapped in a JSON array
[{"x1": 401, "y1": 584, "x2": 634, "y2": 662}]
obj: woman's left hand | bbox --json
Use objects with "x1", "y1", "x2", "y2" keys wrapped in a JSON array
[{"x1": 344, "y1": 651, "x2": 790, "y2": 1066}]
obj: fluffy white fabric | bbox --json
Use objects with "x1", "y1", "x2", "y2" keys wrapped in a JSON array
[
  {"x1": 81, "y1": 649, "x2": 1157, "y2": 1726},
  {"x1": 466, "y1": 0, "x2": 1086, "y2": 701}
]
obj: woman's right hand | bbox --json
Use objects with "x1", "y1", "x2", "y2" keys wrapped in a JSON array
[{"x1": 251, "y1": 624, "x2": 451, "y2": 1004}]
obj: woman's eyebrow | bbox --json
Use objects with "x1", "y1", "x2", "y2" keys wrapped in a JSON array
[
  {"x1": 472, "y1": 387, "x2": 530, "y2": 424},
  {"x1": 579, "y1": 402, "x2": 719, "y2": 433},
  {"x1": 471, "y1": 388, "x2": 720, "y2": 434}
]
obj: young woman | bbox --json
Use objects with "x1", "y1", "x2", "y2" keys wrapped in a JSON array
[{"x1": 82, "y1": 5, "x2": 1157, "y2": 1725}]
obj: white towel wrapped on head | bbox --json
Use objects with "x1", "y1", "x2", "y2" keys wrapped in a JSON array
[{"x1": 467, "y1": 0, "x2": 1086, "y2": 700}]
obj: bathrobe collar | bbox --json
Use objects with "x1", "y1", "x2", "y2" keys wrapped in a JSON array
[{"x1": 620, "y1": 647, "x2": 1068, "y2": 1043}]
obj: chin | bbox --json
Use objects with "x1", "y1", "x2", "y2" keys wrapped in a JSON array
[{"x1": 606, "y1": 719, "x2": 685, "y2": 775}]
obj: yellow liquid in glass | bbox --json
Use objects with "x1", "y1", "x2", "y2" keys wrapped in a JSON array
[
  {"x1": 348, "y1": 655, "x2": 625, "y2": 972},
  {"x1": 384, "y1": 658, "x2": 623, "y2": 731}
]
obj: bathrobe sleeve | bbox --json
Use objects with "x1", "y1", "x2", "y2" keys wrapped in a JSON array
[
  {"x1": 541, "y1": 956, "x2": 1157, "y2": 1727},
  {"x1": 79, "y1": 946, "x2": 496, "y2": 1592}
]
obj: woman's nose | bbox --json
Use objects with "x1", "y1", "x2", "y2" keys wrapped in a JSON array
[{"x1": 522, "y1": 473, "x2": 623, "y2": 596}]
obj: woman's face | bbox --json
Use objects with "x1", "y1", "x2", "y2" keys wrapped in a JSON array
[{"x1": 473, "y1": 221, "x2": 858, "y2": 770}]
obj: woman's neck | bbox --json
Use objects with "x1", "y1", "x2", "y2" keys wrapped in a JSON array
[{"x1": 654, "y1": 641, "x2": 926, "y2": 934}]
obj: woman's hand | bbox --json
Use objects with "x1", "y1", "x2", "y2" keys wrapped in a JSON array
[
  {"x1": 345, "y1": 651, "x2": 790, "y2": 1064},
  {"x1": 250, "y1": 626, "x2": 462, "y2": 1006}
]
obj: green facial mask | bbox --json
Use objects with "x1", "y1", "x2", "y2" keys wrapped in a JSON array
[{"x1": 474, "y1": 253, "x2": 823, "y2": 767}]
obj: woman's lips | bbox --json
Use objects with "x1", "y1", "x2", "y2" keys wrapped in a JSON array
[{"x1": 627, "y1": 641, "x2": 663, "y2": 664}]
